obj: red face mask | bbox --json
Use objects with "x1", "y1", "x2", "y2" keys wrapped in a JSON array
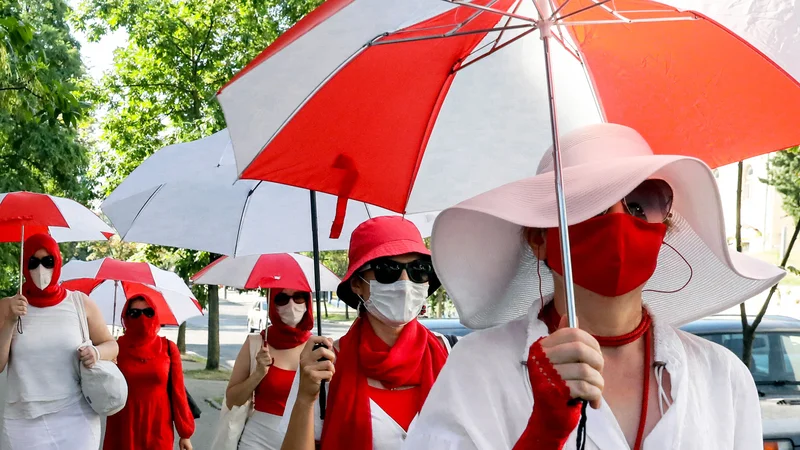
[{"x1": 545, "y1": 213, "x2": 667, "y2": 297}]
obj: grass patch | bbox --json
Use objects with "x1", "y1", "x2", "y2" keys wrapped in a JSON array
[
  {"x1": 181, "y1": 353, "x2": 206, "y2": 364},
  {"x1": 322, "y1": 313, "x2": 355, "y2": 322},
  {"x1": 184, "y1": 369, "x2": 231, "y2": 381}
]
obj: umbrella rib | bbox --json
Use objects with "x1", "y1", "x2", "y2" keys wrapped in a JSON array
[
  {"x1": 555, "y1": 0, "x2": 613, "y2": 22},
  {"x1": 372, "y1": 23, "x2": 535, "y2": 46},
  {"x1": 454, "y1": 25, "x2": 538, "y2": 72},
  {"x1": 490, "y1": 0, "x2": 525, "y2": 52},
  {"x1": 120, "y1": 184, "x2": 164, "y2": 241},
  {"x1": 444, "y1": 0, "x2": 536, "y2": 23},
  {"x1": 233, "y1": 181, "x2": 261, "y2": 257}
]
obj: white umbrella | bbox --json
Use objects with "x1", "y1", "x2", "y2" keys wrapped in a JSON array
[{"x1": 100, "y1": 129, "x2": 438, "y2": 257}]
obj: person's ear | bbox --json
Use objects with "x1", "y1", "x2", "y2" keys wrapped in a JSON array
[
  {"x1": 525, "y1": 228, "x2": 547, "y2": 260},
  {"x1": 350, "y1": 276, "x2": 366, "y2": 297}
]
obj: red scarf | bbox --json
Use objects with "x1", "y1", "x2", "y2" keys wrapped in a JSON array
[
  {"x1": 21, "y1": 233, "x2": 67, "y2": 308},
  {"x1": 118, "y1": 287, "x2": 163, "y2": 361},
  {"x1": 265, "y1": 289, "x2": 313, "y2": 349},
  {"x1": 320, "y1": 317, "x2": 447, "y2": 450}
]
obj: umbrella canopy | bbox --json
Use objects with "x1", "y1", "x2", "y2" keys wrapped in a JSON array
[
  {"x1": 191, "y1": 252, "x2": 341, "y2": 292},
  {"x1": 0, "y1": 192, "x2": 114, "y2": 242},
  {"x1": 101, "y1": 129, "x2": 439, "y2": 255},
  {"x1": 60, "y1": 258, "x2": 202, "y2": 327},
  {"x1": 217, "y1": 0, "x2": 800, "y2": 217}
]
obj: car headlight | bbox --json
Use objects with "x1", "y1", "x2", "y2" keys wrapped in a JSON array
[{"x1": 764, "y1": 440, "x2": 793, "y2": 450}]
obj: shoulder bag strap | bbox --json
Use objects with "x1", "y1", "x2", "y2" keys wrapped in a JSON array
[{"x1": 71, "y1": 293, "x2": 90, "y2": 344}]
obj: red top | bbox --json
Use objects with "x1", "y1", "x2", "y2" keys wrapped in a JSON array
[
  {"x1": 254, "y1": 365, "x2": 298, "y2": 416},
  {"x1": 104, "y1": 339, "x2": 195, "y2": 450},
  {"x1": 368, "y1": 385, "x2": 421, "y2": 431}
]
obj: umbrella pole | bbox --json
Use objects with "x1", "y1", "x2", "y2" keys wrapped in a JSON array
[
  {"x1": 309, "y1": 190, "x2": 327, "y2": 420},
  {"x1": 309, "y1": 191, "x2": 324, "y2": 336},
  {"x1": 112, "y1": 280, "x2": 119, "y2": 338},
  {"x1": 18, "y1": 225, "x2": 24, "y2": 295},
  {"x1": 17, "y1": 225, "x2": 24, "y2": 334},
  {"x1": 541, "y1": 24, "x2": 578, "y2": 328}
]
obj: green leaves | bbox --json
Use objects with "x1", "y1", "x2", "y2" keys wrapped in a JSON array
[{"x1": 762, "y1": 147, "x2": 800, "y2": 222}]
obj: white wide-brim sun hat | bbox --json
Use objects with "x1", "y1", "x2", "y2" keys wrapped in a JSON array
[{"x1": 432, "y1": 123, "x2": 785, "y2": 330}]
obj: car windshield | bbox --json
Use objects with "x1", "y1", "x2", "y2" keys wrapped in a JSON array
[{"x1": 698, "y1": 332, "x2": 800, "y2": 396}]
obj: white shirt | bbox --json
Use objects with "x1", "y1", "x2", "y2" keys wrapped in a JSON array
[
  {"x1": 5, "y1": 291, "x2": 85, "y2": 419},
  {"x1": 403, "y1": 305, "x2": 763, "y2": 450},
  {"x1": 280, "y1": 333, "x2": 452, "y2": 450}
]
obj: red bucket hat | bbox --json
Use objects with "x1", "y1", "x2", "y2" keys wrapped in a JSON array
[{"x1": 336, "y1": 216, "x2": 440, "y2": 309}]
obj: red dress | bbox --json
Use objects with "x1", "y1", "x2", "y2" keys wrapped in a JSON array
[{"x1": 103, "y1": 338, "x2": 195, "y2": 450}]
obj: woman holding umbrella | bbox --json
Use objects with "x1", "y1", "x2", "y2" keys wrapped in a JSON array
[
  {"x1": 0, "y1": 233, "x2": 118, "y2": 449},
  {"x1": 403, "y1": 124, "x2": 780, "y2": 449},
  {"x1": 227, "y1": 288, "x2": 314, "y2": 449},
  {"x1": 103, "y1": 287, "x2": 195, "y2": 450},
  {"x1": 281, "y1": 216, "x2": 452, "y2": 450}
]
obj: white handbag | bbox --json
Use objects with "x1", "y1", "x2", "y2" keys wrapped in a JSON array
[
  {"x1": 72, "y1": 293, "x2": 129, "y2": 416},
  {"x1": 211, "y1": 333, "x2": 262, "y2": 449}
]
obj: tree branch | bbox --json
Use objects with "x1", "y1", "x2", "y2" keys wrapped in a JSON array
[
  {"x1": 195, "y1": 11, "x2": 217, "y2": 62},
  {"x1": 750, "y1": 217, "x2": 800, "y2": 332},
  {"x1": 0, "y1": 85, "x2": 26, "y2": 91}
]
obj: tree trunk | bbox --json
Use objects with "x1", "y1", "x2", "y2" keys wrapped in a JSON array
[
  {"x1": 437, "y1": 293, "x2": 444, "y2": 318},
  {"x1": 324, "y1": 298, "x2": 328, "y2": 318},
  {"x1": 177, "y1": 321, "x2": 186, "y2": 354},
  {"x1": 345, "y1": 305, "x2": 349, "y2": 320},
  {"x1": 741, "y1": 218, "x2": 800, "y2": 368},
  {"x1": 735, "y1": 161, "x2": 750, "y2": 366},
  {"x1": 206, "y1": 284, "x2": 220, "y2": 370},
  {"x1": 206, "y1": 253, "x2": 222, "y2": 371}
]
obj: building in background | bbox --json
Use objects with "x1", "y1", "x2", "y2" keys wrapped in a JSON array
[{"x1": 714, "y1": 154, "x2": 794, "y2": 259}]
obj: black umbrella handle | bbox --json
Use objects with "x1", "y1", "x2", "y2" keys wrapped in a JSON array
[{"x1": 313, "y1": 341, "x2": 329, "y2": 420}]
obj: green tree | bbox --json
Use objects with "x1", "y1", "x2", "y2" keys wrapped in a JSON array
[
  {"x1": 76, "y1": 0, "x2": 321, "y2": 368},
  {"x1": 738, "y1": 148, "x2": 800, "y2": 368},
  {"x1": 0, "y1": 0, "x2": 94, "y2": 297}
]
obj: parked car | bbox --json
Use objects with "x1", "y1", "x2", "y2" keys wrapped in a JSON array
[
  {"x1": 681, "y1": 314, "x2": 800, "y2": 449},
  {"x1": 247, "y1": 299, "x2": 270, "y2": 332}
]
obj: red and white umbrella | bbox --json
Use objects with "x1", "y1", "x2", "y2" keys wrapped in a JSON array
[
  {"x1": 218, "y1": 0, "x2": 800, "y2": 218},
  {"x1": 191, "y1": 253, "x2": 340, "y2": 292},
  {"x1": 0, "y1": 192, "x2": 114, "y2": 242},
  {"x1": 60, "y1": 258, "x2": 203, "y2": 329}
]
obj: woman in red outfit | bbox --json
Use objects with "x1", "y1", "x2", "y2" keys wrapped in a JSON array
[
  {"x1": 280, "y1": 216, "x2": 453, "y2": 450},
  {"x1": 104, "y1": 290, "x2": 195, "y2": 450},
  {"x1": 227, "y1": 288, "x2": 314, "y2": 450}
]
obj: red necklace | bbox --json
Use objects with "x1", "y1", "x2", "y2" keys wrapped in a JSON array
[{"x1": 538, "y1": 302, "x2": 652, "y2": 450}]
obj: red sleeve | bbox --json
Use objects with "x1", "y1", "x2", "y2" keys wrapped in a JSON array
[
  {"x1": 512, "y1": 339, "x2": 581, "y2": 450},
  {"x1": 167, "y1": 340, "x2": 196, "y2": 439}
]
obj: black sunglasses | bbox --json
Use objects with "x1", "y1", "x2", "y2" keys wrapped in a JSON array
[
  {"x1": 28, "y1": 255, "x2": 55, "y2": 270},
  {"x1": 601, "y1": 179, "x2": 674, "y2": 224},
  {"x1": 126, "y1": 307, "x2": 155, "y2": 319},
  {"x1": 274, "y1": 292, "x2": 310, "y2": 306},
  {"x1": 361, "y1": 258, "x2": 434, "y2": 285}
]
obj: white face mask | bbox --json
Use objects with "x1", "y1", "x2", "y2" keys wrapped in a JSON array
[
  {"x1": 363, "y1": 280, "x2": 428, "y2": 327},
  {"x1": 30, "y1": 267, "x2": 54, "y2": 290},
  {"x1": 277, "y1": 301, "x2": 307, "y2": 327}
]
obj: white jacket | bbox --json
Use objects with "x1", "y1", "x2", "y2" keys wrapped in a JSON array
[{"x1": 403, "y1": 305, "x2": 763, "y2": 450}]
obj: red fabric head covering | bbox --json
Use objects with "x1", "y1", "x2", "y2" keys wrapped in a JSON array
[
  {"x1": 22, "y1": 233, "x2": 66, "y2": 308},
  {"x1": 265, "y1": 288, "x2": 313, "y2": 350},
  {"x1": 320, "y1": 317, "x2": 447, "y2": 450},
  {"x1": 118, "y1": 286, "x2": 163, "y2": 361},
  {"x1": 335, "y1": 216, "x2": 438, "y2": 309}
]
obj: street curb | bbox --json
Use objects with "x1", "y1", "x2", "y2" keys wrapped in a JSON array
[{"x1": 206, "y1": 398, "x2": 222, "y2": 411}]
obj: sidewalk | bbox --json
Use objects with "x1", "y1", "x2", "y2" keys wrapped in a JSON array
[{"x1": 180, "y1": 357, "x2": 227, "y2": 450}]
